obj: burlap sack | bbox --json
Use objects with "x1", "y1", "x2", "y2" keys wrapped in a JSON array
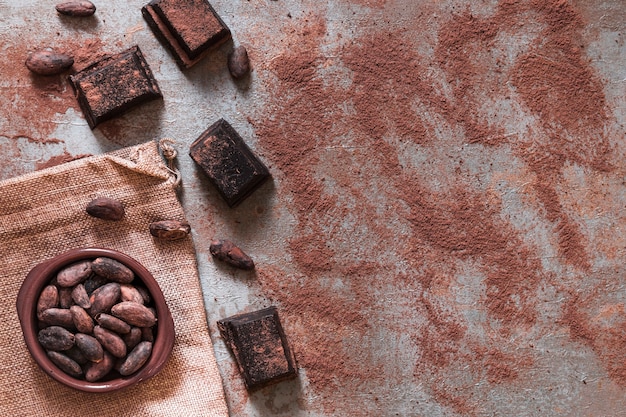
[{"x1": 0, "y1": 141, "x2": 228, "y2": 417}]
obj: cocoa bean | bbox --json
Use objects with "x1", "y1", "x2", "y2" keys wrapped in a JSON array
[
  {"x1": 86, "y1": 197, "x2": 125, "y2": 221},
  {"x1": 55, "y1": 1, "x2": 96, "y2": 17},
  {"x1": 58, "y1": 287, "x2": 74, "y2": 309},
  {"x1": 70, "y1": 305, "x2": 94, "y2": 334},
  {"x1": 56, "y1": 260, "x2": 92, "y2": 287},
  {"x1": 110, "y1": 301, "x2": 157, "y2": 327},
  {"x1": 37, "y1": 285, "x2": 59, "y2": 319},
  {"x1": 141, "y1": 326, "x2": 154, "y2": 343},
  {"x1": 227, "y1": 46, "x2": 250, "y2": 79},
  {"x1": 91, "y1": 257, "x2": 134, "y2": 284},
  {"x1": 40, "y1": 308, "x2": 74, "y2": 328},
  {"x1": 84, "y1": 351, "x2": 114, "y2": 382},
  {"x1": 74, "y1": 333, "x2": 104, "y2": 363},
  {"x1": 149, "y1": 220, "x2": 191, "y2": 241},
  {"x1": 209, "y1": 239, "x2": 255, "y2": 270},
  {"x1": 118, "y1": 341, "x2": 152, "y2": 376},
  {"x1": 83, "y1": 273, "x2": 108, "y2": 295},
  {"x1": 47, "y1": 351, "x2": 83, "y2": 378},
  {"x1": 25, "y1": 50, "x2": 74, "y2": 76},
  {"x1": 135, "y1": 286, "x2": 151, "y2": 304},
  {"x1": 123, "y1": 327, "x2": 142, "y2": 350},
  {"x1": 88, "y1": 282, "x2": 120, "y2": 316},
  {"x1": 120, "y1": 283, "x2": 144, "y2": 304},
  {"x1": 38, "y1": 326, "x2": 74, "y2": 351},
  {"x1": 93, "y1": 325, "x2": 127, "y2": 358},
  {"x1": 95, "y1": 313, "x2": 131, "y2": 334},
  {"x1": 65, "y1": 346, "x2": 89, "y2": 365},
  {"x1": 71, "y1": 283, "x2": 91, "y2": 309}
]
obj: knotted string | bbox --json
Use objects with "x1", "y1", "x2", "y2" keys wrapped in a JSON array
[{"x1": 158, "y1": 138, "x2": 182, "y2": 189}]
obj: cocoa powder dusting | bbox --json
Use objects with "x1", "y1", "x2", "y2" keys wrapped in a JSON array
[{"x1": 250, "y1": 0, "x2": 621, "y2": 415}]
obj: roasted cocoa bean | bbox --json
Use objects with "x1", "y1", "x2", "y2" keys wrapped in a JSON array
[
  {"x1": 149, "y1": 220, "x2": 191, "y2": 241},
  {"x1": 91, "y1": 257, "x2": 134, "y2": 284},
  {"x1": 25, "y1": 50, "x2": 74, "y2": 76},
  {"x1": 83, "y1": 273, "x2": 107, "y2": 295},
  {"x1": 120, "y1": 283, "x2": 144, "y2": 304},
  {"x1": 141, "y1": 326, "x2": 154, "y2": 342},
  {"x1": 74, "y1": 333, "x2": 104, "y2": 363},
  {"x1": 95, "y1": 313, "x2": 131, "y2": 334},
  {"x1": 123, "y1": 327, "x2": 142, "y2": 350},
  {"x1": 70, "y1": 305, "x2": 94, "y2": 334},
  {"x1": 40, "y1": 308, "x2": 74, "y2": 328},
  {"x1": 38, "y1": 326, "x2": 75, "y2": 351},
  {"x1": 37, "y1": 285, "x2": 59, "y2": 319},
  {"x1": 65, "y1": 346, "x2": 89, "y2": 365},
  {"x1": 227, "y1": 45, "x2": 251, "y2": 79},
  {"x1": 57, "y1": 260, "x2": 92, "y2": 287},
  {"x1": 118, "y1": 341, "x2": 152, "y2": 376},
  {"x1": 93, "y1": 325, "x2": 127, "y2": 358},
  {"x1": 135, "y1": 286, "x2": 151, "y2": 304},
  {"x1": 71, "y1": 283, "x2": 91, "y2": 309},
  {"x1": 84, "y1": 351, "x2": 114, "y2": 382},
  {"x1": 47, "y1": 351, "x2": 83, "y2": 378},
  {"x1": 110, "y1": 301, "x2": 157, "y2": 327},
  {"x1": 86, "y1": 197, "x2": 125, "y2": 221},
  {"x1": 58, "y1": 287, "x2": 74, "y2": 309},
  {"x1": 209, "y1": 239, "x2": 255, "y2": 270},
  {"x1": 55, "y1": 1, "x2": 96, "y2": 17},
  {"x1": 88, "y1": 282, "x2": 120, "y2": 316}
]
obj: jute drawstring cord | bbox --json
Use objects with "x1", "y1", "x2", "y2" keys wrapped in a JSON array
[{"x1": 158, "y1": 138, "x2": 182, "y2": 189}]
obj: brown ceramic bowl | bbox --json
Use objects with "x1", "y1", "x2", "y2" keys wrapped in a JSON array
[{"x1": 16, "y1": 247, "x2": 175, "y2": 393}]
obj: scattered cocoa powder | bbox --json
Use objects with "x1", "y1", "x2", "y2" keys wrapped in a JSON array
[
  {"x1": 35, "y1": 150, "x2": 91, "y2": 170},
  {"x1": 249, "y1": 0, "x2": 621, "y2": 414}
]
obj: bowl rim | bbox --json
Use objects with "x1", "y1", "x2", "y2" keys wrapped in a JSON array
[{"x1": 16, "y1": 247, "x2": 175, "y2": 393}]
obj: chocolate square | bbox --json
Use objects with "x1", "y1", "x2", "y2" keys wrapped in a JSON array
[
  {"x1": 189, "y1": 119, "x2": 270, "y2": 207},
  {"x1": 69, "y1": 46, "x2": 162, "y2": 129},
  {"x1": 142, "y1": 0, "x2": 231, "y2": 69},
  {"x1": 217, "y1": 307, "x2": 297, "y2": 390}
]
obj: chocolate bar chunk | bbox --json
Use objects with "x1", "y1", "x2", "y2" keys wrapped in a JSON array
[
  {"x1": 142, "y1": 0, "x2": 231, "y2": 69},
  {"x1": 217, "y1": 307, "x2": 297, "y2": 390},
  {"x1": 189, "y1": 119, "x2": 270, "y2": 207},
  {"x1": 69, "y1": 46, "x2": 162, "y2": 129}
]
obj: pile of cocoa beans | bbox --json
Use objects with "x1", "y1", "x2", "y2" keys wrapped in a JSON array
[{"x1": 36, "y1": 257, "x2": 157, "y2": 382}]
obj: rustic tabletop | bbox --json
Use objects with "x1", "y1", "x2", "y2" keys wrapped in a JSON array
[{"x1": 2, "y1": 0, "x2": 626, "y2": 416}]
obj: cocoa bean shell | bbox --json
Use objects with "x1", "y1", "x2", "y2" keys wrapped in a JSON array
[
  {"x1": 118, "y1": 341, "x2": 152, "y2": 376},
  {"x1": 84, "y1": 351, "x2": 114, "y2": 382},
  {"x1": 227, "y1": 45, "x2": 251, "y2": 79},
  {"x1": 47, "y1": 351, "x2": 83, "y2": 378},
  {"x1": 38, "y1": 326, "x2": 75, "y2": 351},
  {"x1": 149, "y1": 220, "x2": 191, "y2": 241},
  {"x1": 70, "y1": 305, "x2": 94, "y2": 334},
  {"x1": 74, "y1": 333, "x2": 104, "y2": 363},
  {"x1": 25, "y1": 50, "x2": 74, "y2": 76},
  {"x1": 120, "y1": 284, "x2": 144, "y2": 304},
  {"x1": 88, "y1": 282, "x2": 120, "y2": 316},
  {"x1": 141, "y1": 326, "x2": 154, "y2": 342},
  {"x1": 91, "y1": 257, "x2": 134, "y2": 283},
  {"x1": 40, "y1": 308, "x2": 74, "y2": 329},
  {"x1": 56, "y1": 260, "x2": 92, "y2": 287},
  {"x1": 64, "y1": 346, "x2": 89, "y2": 365},
  {"x1": 86, "y1": 197, "x2": 125, "y2": 221},
  {"x1": 123, "y1": 327, "x2": 142, "y2": 350},
  {"x1": 209, "y1": 239, "x2": 255, "y2": 270},
  {"x1": 71, "y1": 283, "x2": 91, "y2": 309},
  {"x1": 110, "y1": 301, "x2": 157, "y2": 327},
  {"x1": 37, "y1": 285, "x2": 59, "y2": 319},
  {"x1": 96, "y1": 313, "x2": 131, "y2": 334},
  {"x1": 58, "y1": 287, "x2": 74, "y2": 309},
  {"x1": 55, "y1": 1, "x2": 96, "y2": 17},
  {"x1": 93, "y1": 325, "x2": 127, "y2": 358}
]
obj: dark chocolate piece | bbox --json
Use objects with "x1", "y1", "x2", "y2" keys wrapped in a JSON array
[
  {"x1": 189, "y1": 119, "x2": 270, "y2": 207},
  {"x1": 68, "y1": 46, "x2": 162, "y2": 129},
  {"x1": 217, "y1": 307, "x2": 297, "y2": 390},
  {"x1": 142, "y1": 0, "x2": 231, "y2": 69}
]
